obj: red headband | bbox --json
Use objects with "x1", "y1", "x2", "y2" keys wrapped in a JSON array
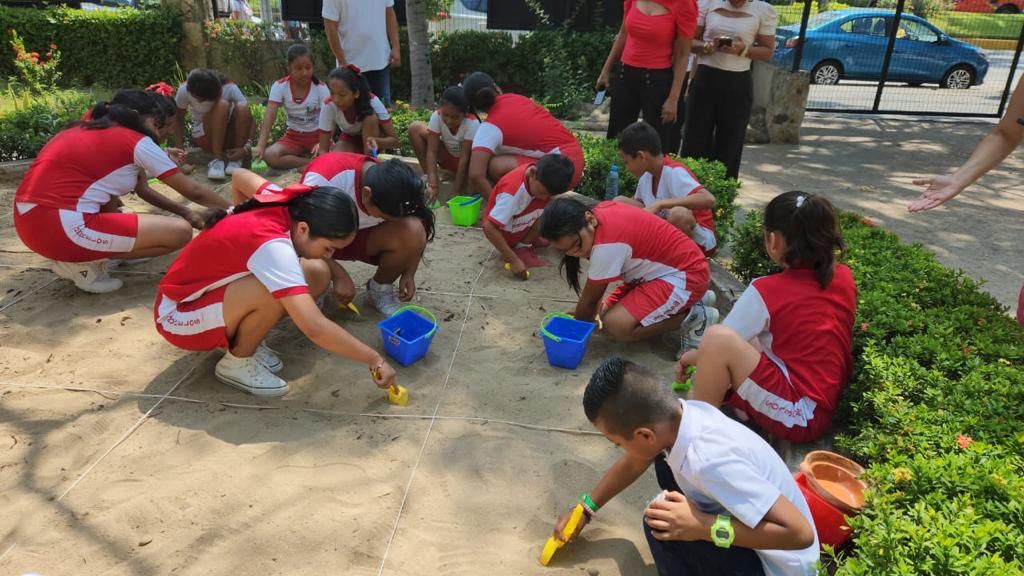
[
  {"x1": 254, "y1": 183, "x2": 314, "y2": 204},
  {"x1": 146, "y1": 82, "x2": 175, "y2": 97},
  {"x1": 345, "y1": 63, "x2": 361, "y2": 75}
]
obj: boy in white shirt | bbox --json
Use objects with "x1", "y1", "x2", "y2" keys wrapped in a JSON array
[{"x1": 554, "y1": 357, "x2": 819, "y2": 576}]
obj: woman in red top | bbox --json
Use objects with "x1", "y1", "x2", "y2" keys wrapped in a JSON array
[{"x1": 597, "y1": 0, "x2": 697, "y2": 154}]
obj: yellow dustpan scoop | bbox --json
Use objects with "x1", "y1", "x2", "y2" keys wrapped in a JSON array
[{"x1": 539, "y1": 503, "x2": 585, "y2": 566}]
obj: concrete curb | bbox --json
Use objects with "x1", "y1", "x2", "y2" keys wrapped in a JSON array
[{"x1": 0, "y1": 160, "x2": 32, "y2": 177}]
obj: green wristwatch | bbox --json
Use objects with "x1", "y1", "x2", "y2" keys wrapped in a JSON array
[{"x1": 711, "y1": 514, "x2": 735, "y2": 548}]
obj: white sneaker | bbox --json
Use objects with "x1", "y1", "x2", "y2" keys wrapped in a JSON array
[
  {"x1": 680, "y1": 302, "x2": 720, "y2": 354},
  {"x1": 254, "y1": 342, "x2": 283, "y2": 373},
  {"x1": 207, "y1": 159, "x2": 226, "y2": 180},
  {"x1": 50, "y1": 260, "x2": 123, "y2": 293},
  {"x1": 225, "y1": 160, "x2": 242, "y2": 175},
  {"x1": 214, "y1": 351, "x2": 288, "y2": 397},
  {"x1": 700, "y1": 290, "x2": 717, "y2": 308},
  {"x1": 366, "y1": 279, "x2": 402, "y2": 316}
]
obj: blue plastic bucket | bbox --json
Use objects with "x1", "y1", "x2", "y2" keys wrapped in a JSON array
[
  {"x1": 540, "y1": 312, "x2": 596, "y2": 369},
  {"x1": 378, "y1": 306, "x2": 439, "y2": 367}
]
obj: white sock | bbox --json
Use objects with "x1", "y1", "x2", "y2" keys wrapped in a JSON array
[{"x1": 369, "y1": 279, "x2": 390, "y2": 291}]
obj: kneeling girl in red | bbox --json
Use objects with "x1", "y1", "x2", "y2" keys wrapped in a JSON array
[
  {"x1": 539, "y1": 196, "x2": 709, "y2": 343},
  {"x1": 677, "y1": 191, "x2": 856, "y2": 443},
  {"x1": 318, "y1": 65, "x2": 397, "y2": 157},
  {"x1": 482, "y1": 154, "x2": 575, "y2": 278},
  {"x1": 156, "y1": 175, "x2": 398, "y2": 397},
  {"x1": 14, "y1": 89, "x2": 230, "y2": 294}
]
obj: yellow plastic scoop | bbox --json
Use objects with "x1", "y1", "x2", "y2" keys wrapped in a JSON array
[
  {"x1": 503, "y1": 262, "x2": 530, "y2": 279},
  {"x1": 388, "y1": 384, "x2": 409, "y2": 406},
  {"x1": 343, "y1": 302, "x2": 360, "y2": 315},
  {"x1": 539, "y1": 503, "x2": 585, "y2": 566}
]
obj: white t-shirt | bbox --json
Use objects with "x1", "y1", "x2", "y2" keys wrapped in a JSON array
[
  {"x1": 427, "y1": 110, "x2": 479, "y2": 157},
  {"x1": 321, "y1": 0, "x2": 394, "y2": 71},
  {"x1": 318, "y1": 94, "x2": 391, "y2": 136},
  {"x1": 175, "y1": 82, "x2": 248, "y2": 138},
  {"x1": 664, "y1": 400, "x2": 820, "y2": 576},
  {"x1": 268, "y1": 77, "x2": 331, "y2": 133},
  {"x1": 697, "y1": 0, "x2": 777, "y2": 72}
]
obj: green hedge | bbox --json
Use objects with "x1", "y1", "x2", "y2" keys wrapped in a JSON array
[
  {"x1": 0, "y1": 92, "x2": 94, "y2": 162},
  {"x1": 730, "y1": 211, "x2": 1024, "y2": 574},
  {"x1": 0, "y1": 6, "x2": 180, "y2": 87}
]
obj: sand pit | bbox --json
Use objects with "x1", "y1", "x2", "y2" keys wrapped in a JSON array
[{"x1": 0, "y1": 170, "x2": 667, "y2": 574}]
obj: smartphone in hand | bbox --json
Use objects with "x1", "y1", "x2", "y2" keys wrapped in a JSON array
[
  {"x1": 594, "y1": 90, "x2": 607, "y2": 106},
  {"x1": 717, "y1": 36, "x2": 734, "y2": 48}
]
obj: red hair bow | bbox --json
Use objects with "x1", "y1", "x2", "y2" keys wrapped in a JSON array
[
  {"x1": 253, "y1": 183, "x2": 314, "y2": 204},
  {"x1": 146, "y1": 82, "x2": 176, "y2": 97},
  {"x1": 345, "y1": 63, "x2": 361, "y2": 75}
]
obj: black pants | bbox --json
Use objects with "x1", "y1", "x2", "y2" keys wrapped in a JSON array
[
  {"x1": 608, "y1": 64, "x2": 686, "y2": 154},
  {"x1": 680, "y1": 65, "x2": 753, "y2": 180},
  {"x1": 644, "y1": 457, "x2": 766, "y2": 576}
]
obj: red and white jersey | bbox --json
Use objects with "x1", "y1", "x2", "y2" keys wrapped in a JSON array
[
  {"x1": 723, "y1": 265, "x2": 857, "y2": 415},
  {"x1": 175, "y1": 82, "x2": 247, "y2": 138},
  {"x1": 268, "y1": 76, "x2": 331, "y2": 134},
  {"x1": 15, "y1": 126, "x2": 178, "y2": 214},
  {"x1": 472, "y1": 94, "x2": 579, "y2": 159},
  {"x1": 635, "y1": 157, "x2": 715, "y2": 234},
  {"x1": 159, "y1": 206, "x2": 309, "y2": 305},
  {"x1": 587, "y1": 201, "x2": 706, "y2": 286},
  {"x1": 484, "y1": 163, "x2": 546, "y2": 234},
  {"x1": 300, "y1": 152, "x2": 383, "y2": 230},
  {"x1": 318, "y1": 94, "x2": 391, "y2": 136},
  {"x1": 427, "y1": 110, "x2": 479, "y2": 156}
]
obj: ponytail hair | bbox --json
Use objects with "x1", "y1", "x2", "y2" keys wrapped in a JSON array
[
  {"x1": 286, "y1": 43, "x2": 320, "y2": 84},
  {"x1": 364, "y1": 159, "x2": 435, "y2": 242},
  {"x1": 539, "y1": 194, "x2": 599, "y2": 294},
  {"x1": 328, "y1": 65, "x2": 373, "y2": 120},
  {"x1": 80, "y1": 89, "x2": 161, "y2": 142},
  {"x1": 439, "y1": 85, "x2": 469, "y2": 113},
  {"x1": 763, "y1": 191, "x2": 845, "y2": 289},
  {"x1": 462, "y1": 71, "x2": 499, "y2": 115},
  {"x1": 205, "y1": 186, "x2": 359, "y2": 239}
]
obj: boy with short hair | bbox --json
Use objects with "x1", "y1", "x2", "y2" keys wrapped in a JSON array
[
  {"x1": 554, "y1": 357, "x2": 819, "y2": 576},
  {"x1": 482, "y1": 153, "x2": 576, "y2": 277},
  {"x1": 616, "y1": 121, "x2": 719, "y2": 255}
]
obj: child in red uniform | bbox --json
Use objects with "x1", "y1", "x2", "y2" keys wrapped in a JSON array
[
  {"x1": 678, "y1": 191, "x2": 856, "y2": 443},
  {"x1": 616, "y1": 121, "x2": 718, "y2": 255},
  {"x1": 254, "y1": 44, "x2": 332, "y2": 170},
  {"x1": 318, "y1": 65, "x2": 397, "y2": 156},
  {"x1": 174, "y1": 69, "x2": 253, "y2": 180},
  {"x1": 462, "y1": 72, "x2": 585, "y2": 199},
  {"x1": 14, "y1": 90, "x2": 229, "y2": 293},
  {"x1": 156, "y1": 174, "x2": 398, "y2": 397},
  {"x1": 540, "y1": 195, "x2": 712, "y2": 345},
  {"x1": 482, "y1": 154, "x2": 575, "y2": 278},
  {"x1": 407, "y1": 86, "x2": 480, "y2": 202}
]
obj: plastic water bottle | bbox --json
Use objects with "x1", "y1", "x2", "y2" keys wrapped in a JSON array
[{"x1": 605, "y1": 164, "x2": 620, "y2": 200}]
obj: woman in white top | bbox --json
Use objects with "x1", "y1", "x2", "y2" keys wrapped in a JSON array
[{"x1": 680, "y1": 0, "x2": 777, "y2": 179}]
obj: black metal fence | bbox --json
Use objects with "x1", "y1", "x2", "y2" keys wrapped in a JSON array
[{"x1": 777, "y1": 0, "x2": 1024, "y2": 117}]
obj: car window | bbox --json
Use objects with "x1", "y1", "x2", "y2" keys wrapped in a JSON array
[
  {"x1": 808, "y1": 11, "x2": 845, "y2": 28},
  {"x1": 897, "y1": 19, "x2": 939, "y2": 43},
  {"x1": 840, "y1": 16, "x2": 888, "y2": 37}
]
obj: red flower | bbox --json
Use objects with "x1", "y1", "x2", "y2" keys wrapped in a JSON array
[{"x1": 957, "y1": 434, "x2": 973, "y2": 449}]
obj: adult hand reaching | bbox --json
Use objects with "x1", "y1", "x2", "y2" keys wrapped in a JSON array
[{"x1": 909, "y1": 175, "x2": 963, "y2": 212}]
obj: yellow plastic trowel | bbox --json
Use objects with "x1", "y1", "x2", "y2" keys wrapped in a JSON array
[{"x1": 539, "y1": 503, "x2": 585, "y2": 566}]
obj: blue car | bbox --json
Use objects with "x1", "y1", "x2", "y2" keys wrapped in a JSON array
[{"x1": 773, "y1": 9, "x2": 989, "y2": 88}]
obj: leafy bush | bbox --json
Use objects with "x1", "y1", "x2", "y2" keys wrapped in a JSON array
[
  {"x1": 388, "y1": 101, "x2": 432, "y2": 157},
  {"x1": 249, "y1": 102, "x2": 286, "y2": 147},
  {"x1": 0, "y1": 6, "x2": 180, "y2": 87},
  {"x1": 7, "y1": 30, "x2": 61, "y2": 95},
  {"x1": 729, "y1": 209, "x2": 1024, "y2": 574},
  {"x1": 0, "y1": 91, "x2": 94, "y2": 161},
  {"x1": 875, "y1": 0, "x2": 951, "y2": 19},
  {"x1": 204, "y1": 20, "x2": 288, "y2": 94},
  {"x1": 576, "y1": 134, "x2": 741, "y2": 243}
]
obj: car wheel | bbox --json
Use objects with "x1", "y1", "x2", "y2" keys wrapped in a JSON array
[
  {"x1": 996, "y1": 3, "x2": 1020, "y2": 13},
  {"x1": 941, "y1": 65, "x2": 975, "y2": 89},
  {"x1": 811, "y1": 60, "x2": 842, "y2": 85}
]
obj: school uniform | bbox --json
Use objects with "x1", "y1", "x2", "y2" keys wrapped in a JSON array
[
  {"x1": 471, "y1": 93, "x2": 585, "y2": 188},
  {"x1": 634, "y1": 157, "x2": 717, "y2": 253},
  {"x1": 155, "y1": 206, "x2": 309, "y2": 351},
  {"x1": 426, "y1": 110, "x2": 479, "y2": 172},
  {"x1": 14, "y1": 126, "x2": 178, "y2": 262},
  {"x1": 268, "y1": 76, "x2": 331, "y2": 155},
  {"x1": 587, "y1": 201, "x2": 709, "y2": 326},
  {"x1": 299, "y1": 152, "x2": 383, "y2": 264},
  {"x1": 317, "y1": 93, "x2": 391, "y2": 151},
  {"x1": 722, "y1": 265, "x2": 857, "y2": 442},
  {"x1": 647, "y1": 399, "x2": 819, "y2": 576},
  {"x1": 484, "y1": 163, "x2": 546, "y2": 247},
  {"x1": 174, "y1": 81, "x2": 248, "y2": 152}
]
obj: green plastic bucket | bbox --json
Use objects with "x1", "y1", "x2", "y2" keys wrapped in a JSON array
[{"x1": 448, "y1": 195, "x2": 483, "y2": 227}]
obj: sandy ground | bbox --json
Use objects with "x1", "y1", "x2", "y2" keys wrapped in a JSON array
[{"x1": 0, "y1": 168, "x2": 669, "y2": 575}]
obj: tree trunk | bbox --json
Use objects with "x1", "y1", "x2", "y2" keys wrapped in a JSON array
[{"x1": 406, "y1": 0, "x2": 435, "y2": 108}]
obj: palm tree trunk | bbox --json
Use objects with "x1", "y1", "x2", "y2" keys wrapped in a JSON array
[{"x1": 406, "y1": 0, "x2": 435, "y2": 107}]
